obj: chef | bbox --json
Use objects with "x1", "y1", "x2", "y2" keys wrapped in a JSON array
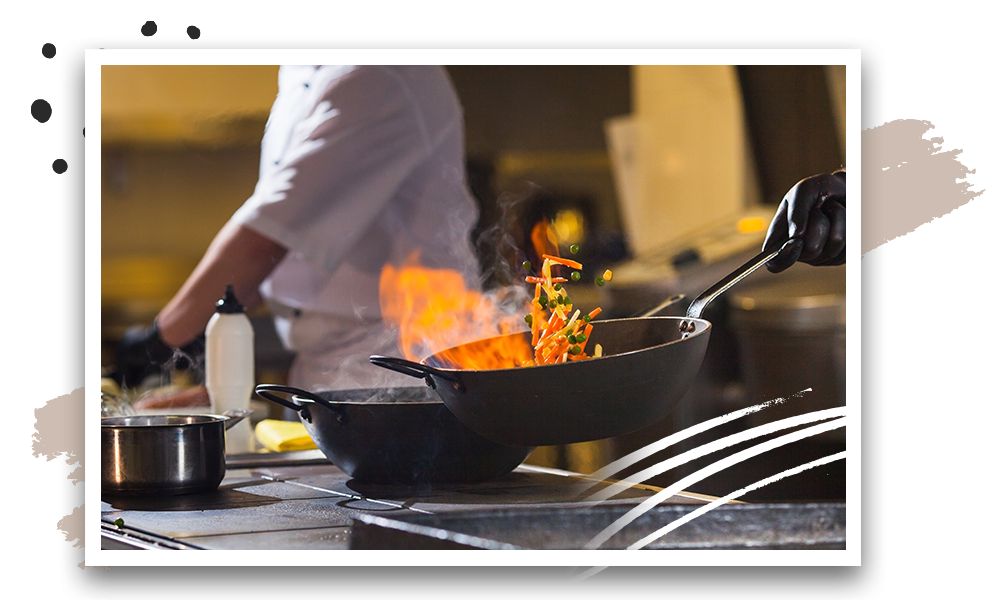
[
  {"x1": 763, "y1": 169, "x2": 847, "y2": 273},
  {"x1": 118, "y1": 65, "x2": 481, "y2": 391}
]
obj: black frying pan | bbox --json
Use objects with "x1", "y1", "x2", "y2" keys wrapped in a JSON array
[
  {"x1": 254, "y1": 385, "x2": 534, "y2": 485},
  {"x1": 370, "y1": 243, "x2": 790, "y2": 447}
]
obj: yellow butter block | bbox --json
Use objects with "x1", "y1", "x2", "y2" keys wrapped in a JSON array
[{"x1": 254, "y1": 419, "x2": 318, "y2": 452}]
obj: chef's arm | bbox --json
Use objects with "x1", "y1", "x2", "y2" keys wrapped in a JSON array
[{"x1": 156, "y1": 220, "x2": 288, "y2": 347}]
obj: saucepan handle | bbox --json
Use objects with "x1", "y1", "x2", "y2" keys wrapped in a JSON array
[
  {"x1": 221, "y1": 408, "x2": 252, "y2": 430},
  {"x1": 368, "y1": 355, "x2": 461, "y2": 388},
  {"x1": 254, "y1": 384, "x2": 346, "y2": 424}
]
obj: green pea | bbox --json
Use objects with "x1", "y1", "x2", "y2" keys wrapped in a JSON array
[
  {"x1": 549, "y1": 300, "x2": 557, "y2": 309},
  {"x1": 576, "y1": 333, "x2": 587, "y2": 343},
  {"x1": 114, "y1": 518, "x2": 125, "y2": 528},
  {"x1": 571, "y1": 271, "x2": 581, "y2": 281},
  {"x1": 524, "y1": 314, "x2": 533, "y2": 325},
  {"x1": 553, "y1": 283, "x2": 562, "y2": 291},
  {"x1": 570, "y1": 345, "x2": 582, "y2": 355},
  {"x1": 583, "y1": 315, "x2": 592, "y2": 323},
  {"x1": 595, "y1": 277, "x2": 605, "y2": 286},
  {"x1": 570, "y1": 244, "x2": 580, "y2": 254},
  {"x1": 567, "y1": 334, "x2": 577, "y2": 344},
  {"x1": 522, "y1": 261, "x2": 531, "y2": 271}
]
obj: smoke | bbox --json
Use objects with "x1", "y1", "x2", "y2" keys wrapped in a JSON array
[{"x1": 473, "y1": 186, "x2": 535, "y2": 292}]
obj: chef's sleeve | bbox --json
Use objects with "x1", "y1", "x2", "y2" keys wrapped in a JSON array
[{"x1": 231, "y1": 66, "x2": 435, "y2": 275}]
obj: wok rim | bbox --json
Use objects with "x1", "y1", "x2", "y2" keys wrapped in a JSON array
[
  {"x1": 288, "y1": 386, "x2": 446, "y2": 407},
  {"x1": 418, "y1": 315, "x2": 712, "y2": 374},
  {"x1": 291, "y1": 397, "x2": 444, "y2": 407}
]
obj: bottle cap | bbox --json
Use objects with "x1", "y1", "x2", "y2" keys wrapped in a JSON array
[{"x1": 215, "y1": 284, "x2": 245, "y2": 314}]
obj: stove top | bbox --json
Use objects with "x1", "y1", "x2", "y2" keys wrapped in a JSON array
[{"x1": 100, "y1": 452, "x2": 844, "y2": 551}]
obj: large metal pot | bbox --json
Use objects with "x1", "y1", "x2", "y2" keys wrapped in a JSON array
[
  {"x1": 729, "y1": 264, "x2": 846, "y2": 442},
  {"x1": 254, "y1": 385, "x2": 535, "y2": 485},
  {"x1": 370, "y1": 243, "x2": 793, "y2": 447},
  {"x1": 101, "y1": 410, "x2": 249, "y2": 497}
]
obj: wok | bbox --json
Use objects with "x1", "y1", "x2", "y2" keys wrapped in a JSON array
[
  {"x1": 253, "y1": 385, "x2": 534, "y2": 485},
  {"x1": 370, "y1": 243, "x2": 789, "y2": 447}
]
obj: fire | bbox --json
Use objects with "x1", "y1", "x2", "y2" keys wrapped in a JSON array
[
  {"x1": 379, "y1": 219, "x2": 599, "y2": 371},
  {"x1": 379, "y1": 253, "x2": 533, "y2": 370}
]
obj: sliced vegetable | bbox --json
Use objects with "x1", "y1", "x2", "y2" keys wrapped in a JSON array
[
  {"x1": 541, "y1": 254, "x2": 583, "y2": 269},
  {"x1": 520, "y1": 249, "x2": 605, "y2": 365}
]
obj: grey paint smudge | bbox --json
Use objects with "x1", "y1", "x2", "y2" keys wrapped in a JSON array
[{"x1": 862, "y1": 119, "x2": 984, "y2": 254}]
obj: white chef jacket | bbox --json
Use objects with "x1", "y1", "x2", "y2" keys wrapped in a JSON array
[{"x1": 230, "y1": 65, "x2": 481, "y2": 390}]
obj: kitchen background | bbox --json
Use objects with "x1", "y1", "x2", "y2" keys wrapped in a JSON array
[{"x1": 101, "y1": 64, "x2": 846, "y2": 501}]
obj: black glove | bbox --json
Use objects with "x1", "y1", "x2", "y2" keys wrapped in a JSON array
[
  {"x1": 763, "y1": 171, "x2": 847, "y2": 273},
  {"x1": 116, "y1": 321, "x2": 204, "y2": 389}
]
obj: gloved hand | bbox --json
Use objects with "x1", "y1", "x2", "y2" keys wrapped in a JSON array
[
  {"x1": 116, "y1": 321, "x2": 204, "y2": 389},
  {"x1": 763, "y1": 171, "x2": 847, "y2": 273}
]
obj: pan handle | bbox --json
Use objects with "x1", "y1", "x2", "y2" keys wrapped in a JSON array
[
  {"x1": 368, "y1": 355, "x2": 461, "y2": 390},
  {"x1": 254, "y1": 384, "x2": 346, "y2": 424},
  {"x1": 685, "y1": 239, "x2": 796, "y2": 320}
]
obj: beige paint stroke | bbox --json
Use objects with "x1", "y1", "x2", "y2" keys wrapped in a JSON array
[
  {"x1": 32, "y1": 387, "x2": 85, "y2": 482},
  {"x1": 862, "y1": 119, "x2": 984, "y2": 254},
  {"x1": 33, "y1": 388, "x2": 87, "y2": 567}
]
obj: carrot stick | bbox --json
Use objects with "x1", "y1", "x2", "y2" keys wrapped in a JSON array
[
  {"x1": 526, "y1": 276, "x2": 567, "y2": 284},
  {"x1": 542, "y1": 254, "x2": 583, "y2": 269},
  {"x1": 531, "y1": 284, "x2": 541, "y2": 346},
  {"x1": 578, "y1": 322, "x2": 593, "y2": 353},
  {"x1": 538, "y1": 313, "x2": 562, "y2": 347},
  {"x1": 588, "y1": 307, "x2": 603, "y2": 319},
  {"x1": 543, "y1": 342, "x2": 568, "y2": 363}
]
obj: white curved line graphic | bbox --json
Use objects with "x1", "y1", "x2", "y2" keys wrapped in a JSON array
[
  {"x1": 628, "y1": 451, "x2": 847, "y2": 550},
  {"x1": 575, "y1": 389, "x2": 811, "y2": 494},
  {"x1": 583, "y1": 416, "x2": 847, "y2": 549},
  {"x1": 584, "y1": 406, "x2": 846, "y2": 504}
]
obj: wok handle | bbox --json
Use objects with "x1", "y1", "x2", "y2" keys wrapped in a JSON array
[
  {"x1": 685, "y1": 239, "x2": 795, "y2": 320},
  {"x1": 254, "y1": 384, "x2": 346, "y2": 424},
  {"x1": 368, "y1": 355, "x2": 461, "y2": 388}
]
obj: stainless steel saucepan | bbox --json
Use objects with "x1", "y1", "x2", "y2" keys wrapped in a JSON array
[{"x1": 101, "y1": 409, "x2": 250, "y2": 497}]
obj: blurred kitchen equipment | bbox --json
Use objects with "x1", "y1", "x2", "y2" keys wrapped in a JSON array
[
  {"x1": 632, "y1": 293, "x2": 685, "y2": 318},
  {"x1": 101, "y1": 409, "x2": 250, "y2": 496},
  {"x1": 370, "y1": 241, "x2": 792, "y2": 447},
  {"x1": 729, "y1": 264, "x2": 846, "y2": 441},
  {"x1": 601, "y1": 207, "x2": 776, "y2": 318},
  {"x1": 606, "y1": 66, "x2": 755, "y2": 259},
  {"x1": 253, "y1": 385, "x2": 534, "y2": 485}
]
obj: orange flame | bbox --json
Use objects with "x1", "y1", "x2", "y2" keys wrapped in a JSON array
[
  {"x1": 531, "y1": 217, "x2": 560, "y2": 261},
  {"x1": 379, "y1": 253, "x2": 533, "y2": 370},
  {"x1": 379, "y1": 219, "x2": 588, "y2": 371}
]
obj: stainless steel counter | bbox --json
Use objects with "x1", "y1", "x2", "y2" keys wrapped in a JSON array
[{"x1": 101, "y1": 451, "x2": 845, "y2": 551}]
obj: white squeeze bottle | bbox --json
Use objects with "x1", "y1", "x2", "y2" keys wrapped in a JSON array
[{"x1": 206, "y1": 284, "x2": 255, "y2": 454}]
